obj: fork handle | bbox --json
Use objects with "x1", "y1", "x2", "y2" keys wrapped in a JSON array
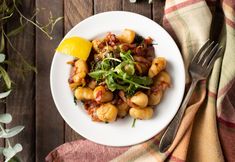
[{"x1": 159, "y1": 79, "x2": 198, "y2": 152}]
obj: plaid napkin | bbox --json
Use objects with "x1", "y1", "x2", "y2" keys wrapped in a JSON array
[{"x1": 46, "y1": 0, "x2": 235, "y2": 161}]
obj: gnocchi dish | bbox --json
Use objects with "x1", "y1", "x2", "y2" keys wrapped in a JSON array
[{"x1": 68, "y1": 29, "x2": 171, "y2": 124}]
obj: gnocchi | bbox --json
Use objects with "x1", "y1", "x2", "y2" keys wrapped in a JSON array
[
  {"x1": 93, "y1": 86, "x2": 113, "y2": 103},
  {"x1": 153, "y1": 71, "x2": 171, "y2": 90},
  {"x1": 117, "y1": 29, "x2": 136, "y2": 44},
  {"x1": 148, "y1": 90, "x2": 163, "y2": 106},
  {"x1": 117, "y1": 101, "x2": 129, "y2": 117},
  {"x1": 88, "y1": 80, "x2": 97, "y2": 89},
  {"x1": 96, "y1": 103, "x2": 118, "y2": 122},
  {"x1": 148, "y1": 57, "x2": 167, "y2": 78},
  {"x1": 68, "y1": 29, "x2": 171, "y2": 124},
  {"x1": 74, "y1": 87, "x2": 94, "y2": 100},
  {"x1": 75, "y1": 59, "x2": 88, "y2": 73},
  {"x1": 130, "y1": 91, "x2": 148, "y2": 108},
  {"x1": 129, "y1": 107, "x2": 153, "y2": 120},
  {"x1": 70, "y1": 59, "x2": 89, "y2": 86}
]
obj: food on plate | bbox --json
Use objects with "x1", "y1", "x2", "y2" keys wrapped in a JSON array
[
  {"x1": 117, "y1": 29, "x2": 136, "y2": 43},
  {"x1": 148, "y1": 57, "x2": 166, "y2": 78},
  {"x1": 74, "y1": 87, "x2": 94, "y2": 100},
  {"x1": 130, "y1": 91, "x2": 148, "y2": 108},
  {"x1": 96, "y1": 103, "x2": 118, "y2": 122},
  {"x1": 129, "y1": 107, "x2": 153, "y2": 120},
  {"x1": 66, "y1": 29, "x2": 171, "y2": 124}
]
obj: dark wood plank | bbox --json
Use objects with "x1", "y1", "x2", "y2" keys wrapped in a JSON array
[
  {"x1": 153, "y1": 0, "x2": 165, "y2": 25},
  {"x1": 123, "y1": 0, "x2": 151, "y2": 18},
  {"x1": 0, "y1": 103, "x2": 5, "y2": 161},
  {"x1": 35, "y1": 0, "x2": 64, "y2": 161},
  {"x1": 64, "y1": 0, "x2": 93, "y2": 34},
  {"x1": 6, "y1": 0, "x2": 35, "y2": 161},
  {"x1": 94, "y1": 0, "x2": 122, "y2": 13},
  {"x1": 64, "y1": 0, "x2": 93, "y2": 142}
]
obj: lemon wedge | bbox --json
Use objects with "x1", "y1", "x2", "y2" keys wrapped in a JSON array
[{"x1": 56, "y1": 37, "x2": 92, "y2": 60}]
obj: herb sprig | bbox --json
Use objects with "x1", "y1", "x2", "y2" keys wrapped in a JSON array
[
  {"x1": 1, "y1": 0, "x2": 63, "y2": 77},
  {"x1": 0, "y1": 0, "x2": 63, "y2": 161}
]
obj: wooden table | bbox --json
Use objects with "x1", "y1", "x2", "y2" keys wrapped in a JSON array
[{"x1": 4, "y1": 0, "x2": 165, "y2": 161}]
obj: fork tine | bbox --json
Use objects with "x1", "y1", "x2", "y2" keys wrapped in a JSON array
[
  {"x1": 202, "y1": 43, "x2": 219, "y2": 66},
  {"x1": 191, "y1": 39, "x2": 210, "y2": 63},
  {"x1": 198, "y1": 41, "x2": 214, "y2": 64},
  {"x1": 207, "y1": 46, "x2": 223, "y2": 70}
]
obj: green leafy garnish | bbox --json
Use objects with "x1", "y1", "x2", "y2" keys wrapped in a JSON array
[
  {"x1": 89, "y1": 50, "x2": 152, "y2": 95},
  {"x1": 120, "y1": 50, "x2": 134, "y2": 62},
  {"x1": 132, "y1": 119, "x2": 136, "y2": 128},
  {"x1": 105, "y1": 74, "x2": 128, "y2": 91},
  {"x1": 88, "y1": 70, "x2": 107, "y2": 81}
]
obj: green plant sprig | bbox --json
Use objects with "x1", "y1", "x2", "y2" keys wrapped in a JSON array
[
  {"x1": 0, "y1": 113, "x2": 24, "y2": 162},
  {"x1": 0, "y1": 0, "x2": 63, "y2": 161},
  {"x1": 0, "y1": 0, "x2": 63, "y2": 77}
]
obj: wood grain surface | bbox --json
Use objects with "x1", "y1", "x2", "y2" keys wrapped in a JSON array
[
  {"x1": 123, "y1": 0, "x2": 152, "y2": 18},
  {"x1": 2, "y1": 0, "x2": 165, "y2": 161},
  {"x1": 153, "y1": 0, "x2": 165, "y2": 25},
  {"x1": 35, "y1": 1, "x2": 64, "y2": 162},
  {"x1": 94, "y1": 0, "x2": 122, "y2": 13}
]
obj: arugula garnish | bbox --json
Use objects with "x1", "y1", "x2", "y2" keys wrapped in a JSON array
[
  {"x1": 89, "y1": 50, "x2": 153, "y2": 95},
  {"x1": 132, "y1": 119, "x2": 137, "y2": 128}
]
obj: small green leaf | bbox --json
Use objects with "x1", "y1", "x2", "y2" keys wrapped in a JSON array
[
  {"x1": 0, "y1": 65, "x2": 11, "y2": 89},
  {"x1": 7, "y1": 25, "x2": 25, "y2": 37},
  {"x1": 0, "y1": 113, "x2": 12, "y2": 124},
  {"x1": 73, "y1": 96, "x2": 77, "y2": 105},
  {"x1": 0, "y1": 126, "x2": 24, "y2": 138},
  {"x1": 3, "y1": 144, "x2": 22, "y2": 162},
  {"x1": 101, "y1": 59, "x2": 111, "y2": 70},
  {"x1": 120, "y1": 50, "x2": 134, "y2": 62},
  {"x1": 126, "y1": 84, "x2": 138, "y2": 96},
  {"x1": 19, "y1": 16, "x2": 24, "y2": 26},
  {"x1": 8, "y1": 156, "x2": 21, "y2": 162},
  {"x1": 0, "y1": 147, "x2": 4, "y2": 153},
  {"x1": 1, "y1": 13, "x2": 14, "y2": 20},
  {"x1": 89, "y1": 70, "x2": 106, "y2": 80},
  {"x1": 0, "y1": 53, "x2": 6, "y2": 62},
  {"x1": 124, "y1": 64, "x2": 135, "y2": 75},
  {"x1": 0, "y1": 90, "x2": 12, "y2": 99},
  {"x1": 132, "y1": 118, "x2": 136, "y2": 128},
  {"x1": 3, "y1": 148, "x2": 16, "y2": 162},
  {"x1": 0, "y1": 32, "x2": 5, "y2": 53},
  {"x1": 105, "y1": 74, "x2": 127, "y2": 92},
  {"x1": 131, "y1": 75, "x2": 153, "y2": 86},
  {"x1": 13, "y1": 144, "x2": 22, "y2": 153}
]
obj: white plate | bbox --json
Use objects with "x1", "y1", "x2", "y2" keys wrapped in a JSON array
[{"x1": 50, "y1": 11, "x2": 185, "y2": 147}]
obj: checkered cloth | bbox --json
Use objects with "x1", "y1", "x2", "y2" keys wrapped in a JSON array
[{"x1": 46, "y1": 0, "x2": 235, "y2": 161}]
